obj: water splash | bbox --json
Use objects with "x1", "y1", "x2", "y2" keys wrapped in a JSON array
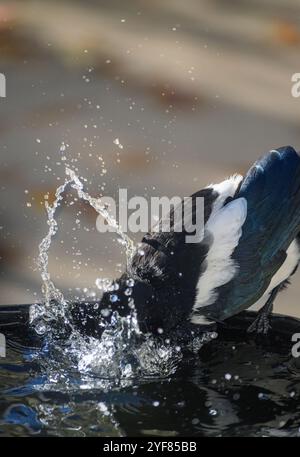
[
  {"x1": 65, "y1": 167, "x2": 135, "y2": 258},
  {"x1": 30, "y1": 166, "x2": 135, "y2": 335},
  {"x1": 32, "y1": 309, "x2": 184, "y2": 388},
  {"x1": 31, "y1": 177, "x2": 73, "y2": 335},
  {"x1": 30, "y1": 163, "x2": 215, "y2": 383}
]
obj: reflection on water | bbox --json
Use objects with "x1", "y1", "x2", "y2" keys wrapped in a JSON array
[{"x1": 1, "y1": 309, "x2": 300, "y2": 437}]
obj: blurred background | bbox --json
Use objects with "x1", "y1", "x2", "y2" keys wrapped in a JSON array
[{"x1": 0, "y1": 0, "x2": 300, "y2": 317}]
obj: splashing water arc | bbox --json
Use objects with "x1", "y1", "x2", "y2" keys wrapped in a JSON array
[
  {"x1": 29, "y1": 166, "x2": 184, "y2": 379},
  {"x1": 28, "y1": 163, "x2": 218, "y2": 381},
  {"x1": 35, "y1": 167, "x2": 135, "y2": 314}
]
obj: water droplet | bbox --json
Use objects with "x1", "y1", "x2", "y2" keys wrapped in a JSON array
[
  {"x1": 153, "y1": 401, "x2": 160, "y2": 407},
  {"x1": 100, "y1": 308, "x2": 111, "y2": 318},
  {"x1": 128, "y1": 298, "x2": 135, "y2": 309},
  {"x1": 258, "y1": 392, "x2": 269, "y2": 400},
  {"x1": 126, "y1": 278, "x2": 135, "y2": 287},
  {"x1": 123, "y1": 364, "x2": 132, "y2": 377},
  {"x1": 225, "y1": 373, "x2": 232, "y2": 381},
  {"x1": 98, "y1": 402, "x2": 108, "y2": 412},
  {"x1": 124, "y1": 288, "x2": 132, "y2": 296},
  {"x1": 113, "y1": 138, "x2": 123, "y2": 149},
  {"x1": 30, "y1": 304, "x2": 44, "y2": 322},
  {"x1": 177, "y1": 401, "x2": 185, "y2": 408},
  {"x1": 109, "y1": 294, "x2": 118, "y2": 303},
  {"x1": 95, "y1": 278, "x2": 112, "y2": 291},
  {"x1": 209, "y1": 409, "x2": 218, "y2": 416},
  {"x1": 35, "y1": 321, "x2": 47, "y2": 335}
]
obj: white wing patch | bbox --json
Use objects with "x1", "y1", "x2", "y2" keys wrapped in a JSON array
[
  {"x1": 207, "y1": 174, "x2": 243, "y2": 215},
  {"x1": 191, "y1": 197, "x2": 247, "y2": 324}
]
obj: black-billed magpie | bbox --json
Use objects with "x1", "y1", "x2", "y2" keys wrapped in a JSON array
[{"x1": 72, "y1": 146, "x2": 300, "y2": 339}]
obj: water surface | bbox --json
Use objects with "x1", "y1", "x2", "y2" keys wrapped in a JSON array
[{"x1": 1, "y1": 308, "x2": 300, "y2": 437}]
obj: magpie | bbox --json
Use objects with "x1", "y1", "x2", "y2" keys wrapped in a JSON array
[{"x1": 73, "y1": 146, "x2": 300, "y2": 340}]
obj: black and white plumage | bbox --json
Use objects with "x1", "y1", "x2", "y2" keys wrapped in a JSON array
[{"x1": 73, "y1": 146, "x2": 300, "y2": 339}]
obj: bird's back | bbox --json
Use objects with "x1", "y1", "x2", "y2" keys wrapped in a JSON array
[{"x1": 197, "y1": 146, "x2": 300, "y2": 322}]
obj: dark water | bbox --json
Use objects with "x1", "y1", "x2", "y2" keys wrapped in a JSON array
[{"x1": 1, "y1": 306, "x2": 300, "y2": 437}]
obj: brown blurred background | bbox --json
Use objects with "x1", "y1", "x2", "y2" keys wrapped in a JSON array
[{"x1": 0, "y1": 0, "x2": 300, "y2": 317}]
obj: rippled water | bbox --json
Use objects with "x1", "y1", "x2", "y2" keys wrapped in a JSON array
[{"x1": 1, "y1": 308, "x2": 300, "y2": 437}]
